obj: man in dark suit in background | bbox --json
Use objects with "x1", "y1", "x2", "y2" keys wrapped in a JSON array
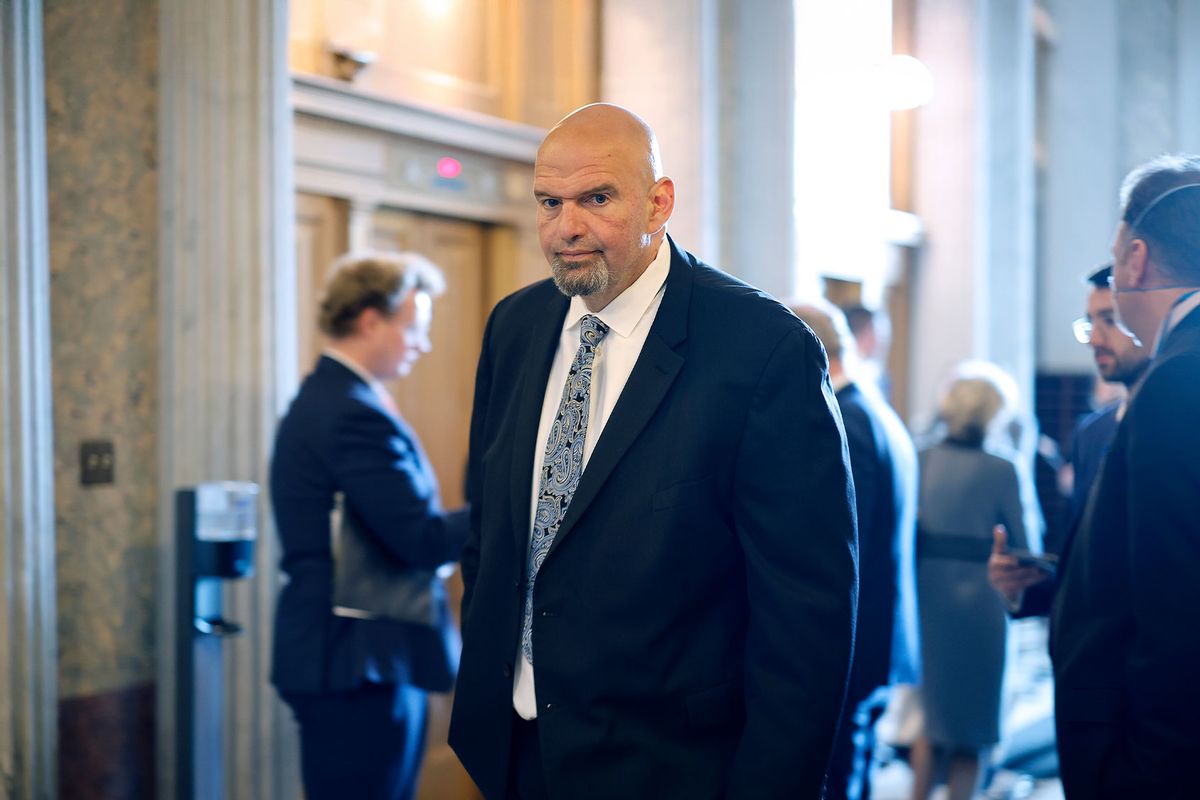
[
  {"x1": 1051, "y1": 154, "x2": 1200, "y2": 798},
  {"x1": 988, "y1": 263, "x2": 1148, "y2": 617},
  {"x1": 791, "y1": 300, "x2": 919, "y2": 800},
  {"x1": 449, "y1": 103, "x2": 858, "y2": 800},
  {"x1": 270, "y1": 252, "x2": 469, "y2": 800}
]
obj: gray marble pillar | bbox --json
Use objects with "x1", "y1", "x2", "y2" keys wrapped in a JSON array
[
  {"x1": 157, "y1": 1, "x2": 299, "y2": 798},
  {"x1": 909, "y1": 0, "x2": 1037, "y2": 423},
  {"x1": 1040, "y1": 0, "x2": 1200, "y2": 372},
  {"x1": 0, "y1": 1, "x2": 57, "y2": 797},
  {"x1": 600, "y1": 0, "x2": 797, "y2": 298},
  {"x1": 719, "y1": 0, "x2": 797, "y2": 298},
  {"x1": 1177, "y1": 0, "x2": 1200, "y2": 150},
  {"x1": 601, "y1": 0, "x2": 723, "y2": 263},
  {"x1": 979, "y1": 0, "x2": 1037, "y2": 411},
  {"x1": 1039, "y1": 0, "x2": 1121, "y2": 372}
]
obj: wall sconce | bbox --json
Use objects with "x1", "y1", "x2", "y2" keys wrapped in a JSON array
[{"x1": 328, "y1": 44, "x2": 376, "y2": 82}]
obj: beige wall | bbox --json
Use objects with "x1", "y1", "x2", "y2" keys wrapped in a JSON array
[
  {"x1": 290, "y1": 0, "x2": 599, "y2": 127},
  {"x1": 44, "y1": 0, "x2": 160, "y2": 699}
]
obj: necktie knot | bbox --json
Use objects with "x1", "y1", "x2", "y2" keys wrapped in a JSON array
[{"x1": 580, "y1": 314, "x2": 609, "y2": 347}]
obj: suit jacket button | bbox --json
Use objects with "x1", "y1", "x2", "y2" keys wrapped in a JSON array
[
  {"x1": 543, "y1": 702, "x2": 553, "y2": 711},
  {"x1": 502, "y1": 663, "x2": 512, "y2": 678}
]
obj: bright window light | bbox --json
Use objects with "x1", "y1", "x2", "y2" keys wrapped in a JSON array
[{"x1": 794, "y1": 0, "x2": 894, "y2": 299}]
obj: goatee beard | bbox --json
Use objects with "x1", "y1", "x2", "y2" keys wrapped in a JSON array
[{"x1": 551, "y1": 254, "x2": 610, "y2": 297}]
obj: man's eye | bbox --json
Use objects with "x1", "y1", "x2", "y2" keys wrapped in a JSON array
[
  {"x1": 591, "y1": 194, "x2": 610, "y2": 205},
  {"x1": 541, "y1": 198, "x2": 560, "y2": 210}
]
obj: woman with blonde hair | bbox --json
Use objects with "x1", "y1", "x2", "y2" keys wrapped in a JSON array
[{"x1": 909, "y1": 361, "x2": 1041, "y2": 800}]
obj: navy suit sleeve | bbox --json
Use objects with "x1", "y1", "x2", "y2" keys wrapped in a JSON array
[
  {"x1": 726, "y1": 327, "x2": 858, "y2": 799},
  {"x1": 840, "y1": 398, "x2": 893, "y2": 694},
  {"x1": 332, "y1": 401, "x2": 468, "y2": 569},
  {"x1": 1118, "y1": 360, "x2": 1200, "y2": 783},
  {"x1": 841, "y1": 402, "x2": 881, "y2": 554}
]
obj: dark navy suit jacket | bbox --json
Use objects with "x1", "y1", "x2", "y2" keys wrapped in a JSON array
[
  {"x1": 449, "y1": 238, "x2": 858, "y2": 800},
  {"x1": 1067, "y1": 401, "x2": 1120, "y2": 532},
  {"x1": 1011, "y1": 400, "x2": 1119, "y2": 619},
  {"x1": 1051, "y1": 306, "x2": 1200, "y2": 798},
  {"x1": 269, "y1": 355, "x2": 468, "y2": 696},
  {"x1": 835, "y1": 382, "x2": 920, "y2": 700}
]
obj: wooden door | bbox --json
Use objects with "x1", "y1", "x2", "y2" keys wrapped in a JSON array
[
  {"x1": 371, "y1": 208, "x2": 485, "y2": 509},
  {"x1": 370, "y1": 207, "x2": 486, "y2": 800},
  {"x1": 295, "y1": 193, "x2": 350, "y2": 375}
]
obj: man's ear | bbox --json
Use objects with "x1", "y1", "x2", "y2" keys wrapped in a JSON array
[
  {"x1": 1126, "y1": 237, "x2": 1150, "y2": 287},
  {"x1": 647, "y1": 177, "x2": 675, "y2": 234},
  {"x1": 354, "y1": 306, "x2": 382, "y2": 338}
]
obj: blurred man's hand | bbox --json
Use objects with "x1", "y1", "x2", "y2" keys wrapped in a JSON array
[{"x1": 987, "y1": 524, "x2": 1050, "y2": 606}]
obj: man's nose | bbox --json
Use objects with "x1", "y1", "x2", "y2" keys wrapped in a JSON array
[{"x1": 558, "y1": 202, "x2": 586, "y2": 239}]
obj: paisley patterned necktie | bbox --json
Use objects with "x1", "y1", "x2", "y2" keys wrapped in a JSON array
[{"x1": 521, "y1": 314, "x2": 609, "y2": 664}]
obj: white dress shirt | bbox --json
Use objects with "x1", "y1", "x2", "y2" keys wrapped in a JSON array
[{"x1": 513, "y1": 237, "x2": 671, "y2": 718}]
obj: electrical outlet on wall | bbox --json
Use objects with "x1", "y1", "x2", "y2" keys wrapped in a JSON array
[{"x1": 80, "y1": 440, "x2": 115, "y2": 486}]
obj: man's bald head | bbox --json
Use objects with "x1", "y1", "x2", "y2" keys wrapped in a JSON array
[{"x1": 539, "y1": 103, "x2": 664, "y2": 187}]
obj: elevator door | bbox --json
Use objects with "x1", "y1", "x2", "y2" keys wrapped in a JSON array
[
  {"x1": 370, "y1": 207, "x2": 484, "y2": 508},
  {"x1": 373, "y1": 207, "x2": 485, "y2": 800}
]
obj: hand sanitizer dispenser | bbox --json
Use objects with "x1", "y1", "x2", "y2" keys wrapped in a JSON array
[
  {"x1": 192, "y1": 481, "x2": 258, "y2": 579},
  {"x1": 174, "y1": 481, "x2": 259, "y2": 799}
]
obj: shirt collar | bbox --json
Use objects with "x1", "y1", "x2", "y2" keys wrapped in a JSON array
[
  {"x1": 561, "y1": 237, "x2": 671, "y2": 340},
  {"x1": 323, "y1": 347, "x2": 392, "y2": 397},
  {"x1": 1152, "y1": 289, "x2": 1200, "y2": 355}
]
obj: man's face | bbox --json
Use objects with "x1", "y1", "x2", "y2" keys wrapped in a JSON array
[
  {"x1": 1083, "y1": 286, "x2": 1148, "y2": 385},
  {"x1": 1109, "y1": 222, "x2": 1153, "y2": 346},
  {"x1": 533, "y1": 133, "x2": 664, "y2": 310},
  {"x1": 376, "y1": 290, "x2": 432, "y2": 379}
]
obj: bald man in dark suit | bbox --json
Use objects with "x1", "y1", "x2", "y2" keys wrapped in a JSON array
[{"x1": 449, "y1": 104, "x2": 858, "y2": 800}]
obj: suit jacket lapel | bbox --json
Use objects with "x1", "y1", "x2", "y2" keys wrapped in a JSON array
[
  {"x1": 509, "y1": 291, "x2": 570, "y2": 552},
  {"x1": 548, "y1": 237, "x2": 693, "y2": 555}
]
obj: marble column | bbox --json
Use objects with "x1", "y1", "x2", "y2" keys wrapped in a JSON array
[
  {"x1": 157, "y1": 1, "x2": 298, "y2": 798},
  {"x1": 719, "y1": 0, "x2": 798, "y2": 298},
  {"x1": 601, "y1": 0, "x2": 722, "y2": 263},
  {"x1": 1040, "y1": 0, "x2": 1200, "y2": 373},
  {"x1": 0, "y1": 1, "x2": 57, "y2": 797},
  {"x1": 978, "y1": 0, "x2": 1037, "y2": 412},
  {"x1": 909, "y1": 0, "x2": 1036, "y2": 423},
  {"x1": 1038, "y1": 0, "x2": 1121, "y2": 373},
  {"x1": 600, "y1": 0, "x2": 798, "y2": 298}
]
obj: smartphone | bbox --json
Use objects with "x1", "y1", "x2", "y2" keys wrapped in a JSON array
[{"x1": 1007, "y1": 548, "x2": 1058, "y2": 574}]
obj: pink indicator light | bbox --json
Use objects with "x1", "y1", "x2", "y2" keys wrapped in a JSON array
[{"x1": 436, "y1": 157, "x2": 463, "y2": 179}]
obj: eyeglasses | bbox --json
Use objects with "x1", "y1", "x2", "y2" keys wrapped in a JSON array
[{"x1": 1071, "y1": 317, "x2": 1092, "y2": 344}]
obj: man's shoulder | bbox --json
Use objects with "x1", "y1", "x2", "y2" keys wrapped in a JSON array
[
  {"x1": 1128, "y1": 349, "x2": 1200, "y2": 429},
  {"x1": 1075, "y1": 400, "x2": 1120, "y2": 440},
  {"x1": 286, "y1": 359, "x2": 383, "y2": 431},
  {"x1": 492, "y1": 277, "x2": 561, "y2": 317},
  {"x1": 684, "y1": 255, "x2": 814, "y2": 349}
]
